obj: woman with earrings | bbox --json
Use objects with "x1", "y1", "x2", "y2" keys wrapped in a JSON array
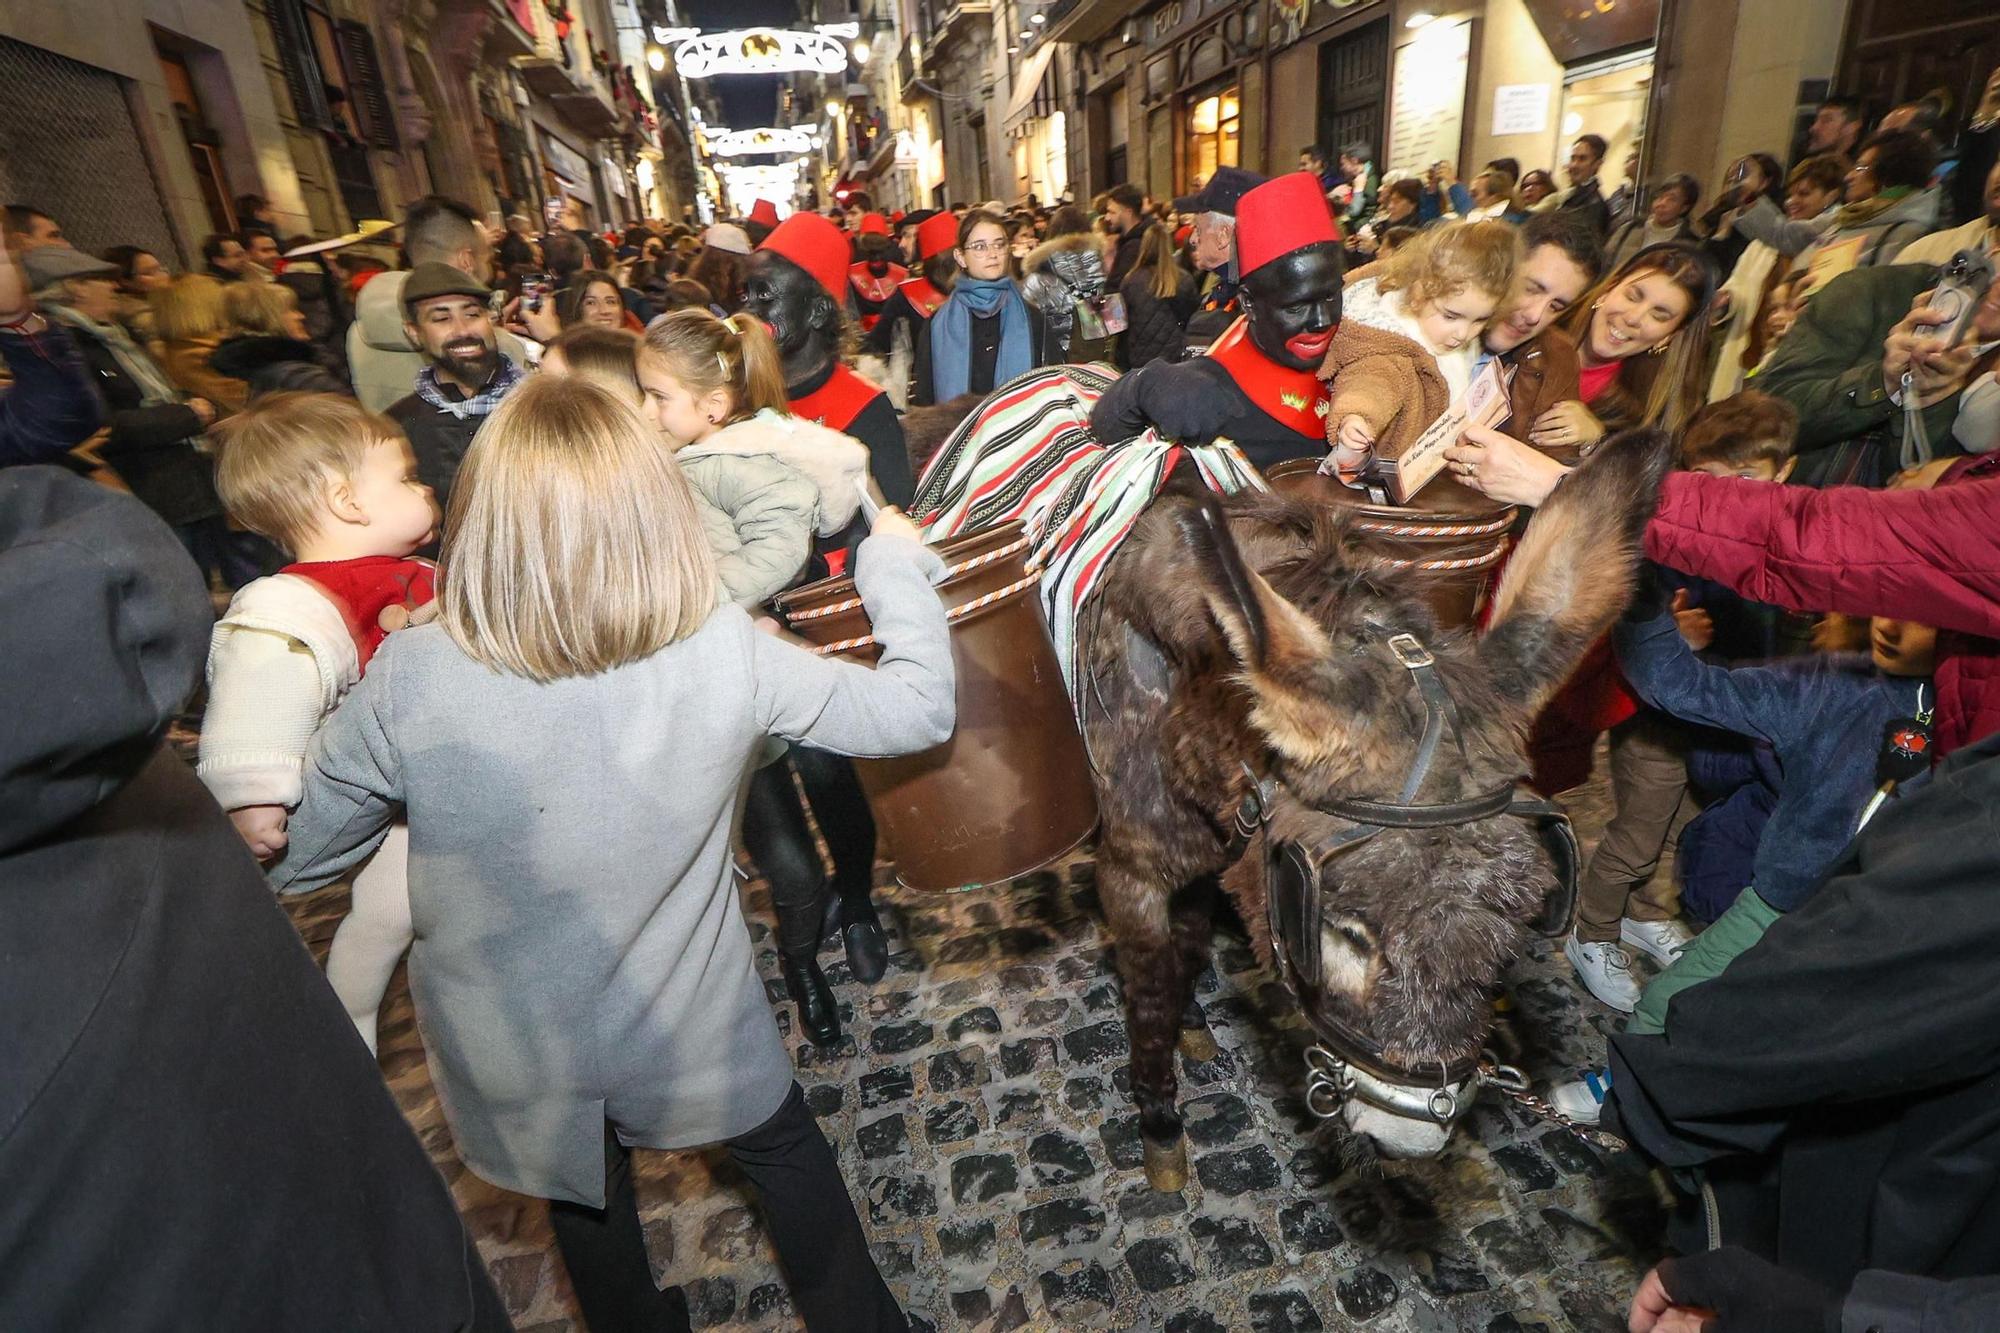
[
  {"x1": 910, "y1": 208, "x2": 1058, "y2": 406},
  {"x1": 1441, "y1": 243, "x2": 1721, "y2": 1014}
]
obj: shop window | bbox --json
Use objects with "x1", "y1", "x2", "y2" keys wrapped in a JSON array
[{"x1": 1183, "y1": 81, "x2": 1239, "y2": 191}]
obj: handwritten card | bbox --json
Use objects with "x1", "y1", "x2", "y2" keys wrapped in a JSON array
[{"x1": 1325, "y1": 357, "x2": 1513, "y2": 503}]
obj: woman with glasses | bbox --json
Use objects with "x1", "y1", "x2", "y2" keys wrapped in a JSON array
[{"x1": 911, "y1": 208, "x2": 1057, "y2": 405}]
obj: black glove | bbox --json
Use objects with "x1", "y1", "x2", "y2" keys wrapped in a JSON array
[
  {"x1": 1088, "y1": 361, "x2": 1235, "y2": 447},
  {"x1": 1657, "y1": 1248, "x2": 1840, "y2": 1333}
]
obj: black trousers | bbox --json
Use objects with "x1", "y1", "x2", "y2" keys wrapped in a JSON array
[
  {"x1": 546, "y1": 1083, "x2": 905, "y2": 1333},
  {"x1": 740, "y1": 751, "x2": 878, "y2": 954}
]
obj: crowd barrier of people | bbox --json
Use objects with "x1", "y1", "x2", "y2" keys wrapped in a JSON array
[{"x1": 4, "y1": 60, "x2": 2000, "y2": 1333}]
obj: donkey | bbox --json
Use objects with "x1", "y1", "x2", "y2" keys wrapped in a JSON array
[{"x1": 1075, "y1": 429, "x2": 1673, "y2": 1188}]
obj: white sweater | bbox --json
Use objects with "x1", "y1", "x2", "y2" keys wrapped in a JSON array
[{"x1": 196, "y1": 574, "x2": 360, "y2": 810}]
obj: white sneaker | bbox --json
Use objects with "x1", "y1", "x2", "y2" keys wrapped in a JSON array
[
  {"x1": 1550, "y1": 1069, "x2": 1610, "y2": 1126},
  {"x1": 1621, "y1": 916, "x2": 1696, "y2": 968},
  {"x1": 1565, "y1": 936, "x2": 1640, "y2": 1012}
]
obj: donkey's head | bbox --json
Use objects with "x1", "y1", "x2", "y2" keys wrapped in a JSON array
[{"x1": 1180, "y1": 430, "x2": 1673, "y2": 1155}]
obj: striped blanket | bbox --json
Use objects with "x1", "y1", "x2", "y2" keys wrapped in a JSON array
[{"x1": 909, "y1": 365, "x2": 1265, "y2": 706}]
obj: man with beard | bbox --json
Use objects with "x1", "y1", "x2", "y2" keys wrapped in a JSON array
[
  {"x1": 1097, "y1": 183, "x2": 1151, "y2": 288},
  {"x1": 1475, "y1": 212, "x2": 1599, "y2": 453},
  {"x1": 386, "y1": 264, "x2": 523, "y2": 512},
  {"x1": 746, "y1": 211, "x2": 912, "y2": 522},
  {"x1": 1090, "y1": 171, "x2": 1340, "y2": 473},
  {"x1": 1176, "y1": 165, "x2": 1266, "y2": 354}
]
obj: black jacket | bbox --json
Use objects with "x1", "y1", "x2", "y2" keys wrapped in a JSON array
[
  {"x1": 63, "y1": 320, "x2": 220, "y2": 526},
  {"x1": 210, "y1": 334, "x2": 350, "y2": 402},
  {"x1": 0, "y1": 468, "x2": 508, "y2": 1331},
  {"x1": 1116, "y1": 266, "x2": 1197, "y2": 370},
  {"x1": 1108, "y1": 218, "x2": 1153, "y2": 290},
  {"x1": 1607, "y1": 729, "x2": 2000, "y2": 1291},
  {"x1": 388, "y1": 390, "x2": 489, "y2": 515},
  {"x1": 911, "y1": 296, "x2": 1056, "y2": 407},
  {"x1": 1559, "y1": 177, "x2": 1612, "y2": 239}
]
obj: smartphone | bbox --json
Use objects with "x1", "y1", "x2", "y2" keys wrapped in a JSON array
[
  {"x1": 522, "y1": 271, "x2": 553, "y2": 313},
  {"x1": 1921, "y1": 248, "x2": 1995, "y2": 346}
]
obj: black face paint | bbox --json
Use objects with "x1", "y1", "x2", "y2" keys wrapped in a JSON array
[
  {"x1": 742, "y1": 251, "x2": 839, "y2": 384},
  {"x1": 1239, "y1": 244, "x2": 1344, "y2": 371}
]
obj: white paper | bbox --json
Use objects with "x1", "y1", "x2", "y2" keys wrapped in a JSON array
[{"x1": 1491, "y1": 84, "x2": 1550, "y2": 137}]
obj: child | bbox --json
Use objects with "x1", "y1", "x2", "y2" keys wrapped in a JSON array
[
  {"x1": 636, "y1": 309, "x2": 870, "y2": 606},
  {"x1": 266, "y1": 376, "x2": 948, "y2": 1331},
  {"x1": 541, "y1": 323, "x2": 644, "y2": 401},
  {"x1": 1326, "y1": 219, "x2": 1521, "y2": 473},
  {"x1": 637, "y1": 309, "x2": 894, "y2": 1041},
  {"x1": 1552, "y1": 465, "x2": 1943, "y2": 1124},
  {"x1": 199, "y1": 392, "x2": 439, "y2": 1054}
]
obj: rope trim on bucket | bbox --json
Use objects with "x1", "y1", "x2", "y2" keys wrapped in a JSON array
[
  {"x1": 1348, "y1": 514, "x2": 1515, "y2": 540},
  {"x1": 782, "y1": 535, "x2": 1035, "y2": 624},
  {"x1": 810, "y1": 570, "x2": 1045, "y2": 656},
  {"x1": 1373, "y1": 542, "x2": 1511, "y2": 574}
]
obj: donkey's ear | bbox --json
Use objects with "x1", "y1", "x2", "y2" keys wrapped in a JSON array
[
  {"x1": 1477, "y1": 427, "x2": 1675, "y2": 715},
  {"x1": 1171, "y1": 493, "x2": 1352, "y2": 765}
]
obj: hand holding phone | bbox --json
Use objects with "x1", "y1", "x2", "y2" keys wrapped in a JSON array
[{"x1": 1918, "y1": 248, "x2": 1995, "y2": 347}]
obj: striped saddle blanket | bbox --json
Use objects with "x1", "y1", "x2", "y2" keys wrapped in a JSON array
[{"x1": 908, "y1": 364, "x2": 1264, "y2": 706}]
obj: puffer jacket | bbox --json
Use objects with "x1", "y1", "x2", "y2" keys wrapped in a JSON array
[
  {"x1": 344, "y1": 271, "x2": 529, "y2": 413},
  {"x1": 1645, "y1": 454, "x2": 2000, "y2": 758},
  {"x1": 1021, "y1": 233, "x2": 1112, "y2": 363},
  {"x1": 1116, "y1": 264, "x2": 1197, "y2": 370},
  {"x1": 209, "y1": 335, "x2": 348, "y2": 402},
  {"x1": 1793, "y1": 188, "x2": 1939, "y2": 284},
  {"x1": 678, "y1": 409, "x2": 871, "y2": 606}
]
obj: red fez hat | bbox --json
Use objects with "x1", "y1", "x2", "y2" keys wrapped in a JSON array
[
  {"x1": 1236, "y1": 172, "x2": 1340, "y2": 278},
  {"x1": 859, "y1": 212, "x2": 890, "y2": 236},
  {"x1": 1174, "y1": 223, "x2": 1193, "y2": 248},
  {"x1": 748, "y1": 199, "x2": 782, "y2": 229},
  {"x1": 916, "y1": 211, "x2": 960, "y2": 260},
  {"x1": 890, "y1": 210, "x2": 907, "y2": 226},
  {"x1": 758, "y1": 211, "x2": 850, "y2": 301}
]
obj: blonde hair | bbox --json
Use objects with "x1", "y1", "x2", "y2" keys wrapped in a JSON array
[
  {"x1": 439, "y1": 376, "x2": 717, "y2": 682},
  {"x1": 224, "y1": 280, "x2": 301, "y2": 336},
  {"x1": 1378, "y1": 219, "x2": 1521, "y2": 312},
  {"x1": 151, "y1": 273, "x2": 233, "y2": 343},
  {"x1": 545, "y1": 324, "x2": 642, "y2": 404},
  {"x1": 638, "y1": 308, "x2": 788, "y2": 424},
  {"x1": 213, "y1": 392, "x2": 401, "y2": 552}
]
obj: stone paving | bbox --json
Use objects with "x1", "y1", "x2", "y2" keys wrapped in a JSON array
[{"x1": 274, "y1": 752, "x2": 1675, "y2": 1333}]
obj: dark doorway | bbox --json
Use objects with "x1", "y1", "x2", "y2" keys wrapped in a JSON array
[{"x1": 1315, "y1": 16, "x2": 1389, "y2": 170}]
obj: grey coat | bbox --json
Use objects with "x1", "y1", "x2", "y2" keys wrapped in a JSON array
[{"x1": 268, "y1": 535, "x2": 955, "y2": 1205}]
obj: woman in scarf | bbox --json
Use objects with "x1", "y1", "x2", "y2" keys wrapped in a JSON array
[
  {"x1": 27, "y1": 246, "x2": 274, "y2": 588},
  {"x1": 912, "y1": 209, "x2": 1056, "y2": 406}
]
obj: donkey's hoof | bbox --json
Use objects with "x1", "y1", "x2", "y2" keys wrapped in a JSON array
[
  {"x1": 1177, "y1": 1026, "x2": 1220, "y2": 1064},
  {"x1": 1142, "y1": 1135, "x2": 1188, "y2": 1192}
]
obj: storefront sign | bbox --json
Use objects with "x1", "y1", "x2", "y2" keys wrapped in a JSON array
[
  {"x1": 1386, "y1": 20, "x2": 1469, "y2": 178},
  {"x1": 674, "y1": 29, "x2": 848, "y2": 79},
  {"x1": 1491, "y1": 83, "x2": 1550, "y2": 136}
]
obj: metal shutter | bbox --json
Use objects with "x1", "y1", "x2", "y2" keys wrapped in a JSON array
[
  {"x1": 267, "y1": 0, "x2": 333, "y2": 131},
  {"x1": 336, "y1": 21, "x2": 398, "y2": 151}
]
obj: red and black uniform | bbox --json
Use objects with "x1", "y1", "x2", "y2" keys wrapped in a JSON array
[
  {"x1": 1090, "y1": 316, "x2": 1330, "y2": 473},
  {"x1": 864, "y1": 274, "x2": 949, "y2": 360},
  {"x1": 1183, "y1": 273, "x2": 1243, "y2": 355},
  {"x1": 790, "y1": 360, "x2": 912, "y2": 576},
  {"x1": 848, "y1": 261, "x2": 907, "y2": 333}
]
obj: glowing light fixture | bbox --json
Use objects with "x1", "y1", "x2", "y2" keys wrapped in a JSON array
[
  {"x1": 1405, "y1": 10, "x2": 1434, "y2": 27},
  {"x1": 674, "y1": 28, "x2": 848, "y2": 78},
  {"x1": 707, "y1": 125, "x2": 825, "y2": 157},
  {"x1": 853, "y1": 38, "x2": 871, "y2": 61},
  {"x1": 1030, "y1": 12, "x2": 1045, "y2": 21},
  {"x1": 646, "y1": 47, "x2": 666, "y2": 71}
]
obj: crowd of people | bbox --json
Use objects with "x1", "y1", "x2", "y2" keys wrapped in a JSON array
[{"x1": 3, "y1": 58, "x2": 2000, "y2": 1333}]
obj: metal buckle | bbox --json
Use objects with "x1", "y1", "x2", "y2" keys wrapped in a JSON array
[{"x1": 1385, "y1": 632, "x2": 1434, "y2": 671}]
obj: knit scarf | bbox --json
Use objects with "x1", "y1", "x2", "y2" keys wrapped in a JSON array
[
  {"x1": 415, "y1": 354, "x2": 523, "y2": 419},
  {"x1": 930, "y1": 276, "x2": 1031, "y2": 400},
  {"x1": 1828, "y1": 187, "x2": 1913, "y2": 233},
  {"x1": 45, "y1": 302, "x2": 180, "y2": 406}
]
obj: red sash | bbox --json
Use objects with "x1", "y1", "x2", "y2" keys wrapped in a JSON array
[
  {"x1": 790, "y1": 364, "x2": 883, "y2": 434},
  {"x1": 898, "y1": 276, "x2": 947, "y2": 319},
  {"x1": 1203, "y1": 317, "x2": 1331, "y2": 438},
  {"x1": 280, "y1": 555, "x2": 437, "y2": 670},
  {"x1": 850, "y1": 262, "x2": 907, "y2": 305}
]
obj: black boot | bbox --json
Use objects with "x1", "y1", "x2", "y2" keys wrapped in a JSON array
[
  {"x1": 781, "y1": 947, "x2": 841, "y2": 1048},
  {"x1": 839, "y1": 892, "x2": 889, "y2": 985}
]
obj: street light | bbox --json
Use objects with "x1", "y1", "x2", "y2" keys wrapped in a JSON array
[
  {"x1": 646, "y1": 47, "x2": 666, "y2": 71},
  {"x1": 1030, "y1": 11, "x2": 1045, "y2": 21},
  {"x1": 853, "y1": 38, "x2": 871, "y2": 62}
]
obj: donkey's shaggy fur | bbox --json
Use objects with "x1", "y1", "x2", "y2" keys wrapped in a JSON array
[{"x1": 1077, "y1": 429, "x2": 1673, "y2": 1171}]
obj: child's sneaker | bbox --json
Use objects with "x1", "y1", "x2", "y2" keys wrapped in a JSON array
[
  {"x1": 1565, "y1": 935, "x2": 1641, "y2": 1012},
  {"x1": 1621, "y1": 916, "x2": 1696, "y2": 968},
  {"x1": 1551, "y1": 1069, "x2": 1611, "y2": 1126}
]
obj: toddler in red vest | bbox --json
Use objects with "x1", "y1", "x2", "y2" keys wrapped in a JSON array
[{"x1": 200, "y1": 392, "x2": 439, "y2": 1054}]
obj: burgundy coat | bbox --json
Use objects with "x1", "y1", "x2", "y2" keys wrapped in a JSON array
[{"x1": 1645, "y1": 456, "x2": 2000, "y2": 758}]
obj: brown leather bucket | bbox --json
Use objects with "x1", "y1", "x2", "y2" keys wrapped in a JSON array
[
  {"x1": 1264, "y1": 462, "x2": 1517, "y2": 630},
  {"x1": 775, "y1": 522, "x2": 1099, "y2": 892}
]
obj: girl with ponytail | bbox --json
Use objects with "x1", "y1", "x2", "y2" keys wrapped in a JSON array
[{"x1": 638, "y1": 307, "x2": 888, "y2": 1046}]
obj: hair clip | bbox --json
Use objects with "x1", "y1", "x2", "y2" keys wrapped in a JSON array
[{"x1": 721, "y1": 313, "x2": 742, "y2": 336}]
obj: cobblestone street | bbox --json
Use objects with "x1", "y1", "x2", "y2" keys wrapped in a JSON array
[{"x1": 281, "y1": 760, "x2": 1669, "y2": 1333}]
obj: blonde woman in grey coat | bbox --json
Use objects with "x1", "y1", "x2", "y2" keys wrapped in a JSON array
[{"x1": 269, "y1": 376, "x2": 950, "y2": 1332}]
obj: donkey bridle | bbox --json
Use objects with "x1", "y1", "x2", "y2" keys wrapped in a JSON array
[{"x1": 1225, "y1": 628, "x2": 1575, "y2": 1123}]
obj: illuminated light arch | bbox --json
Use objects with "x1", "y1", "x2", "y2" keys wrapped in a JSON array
[
  {"x1": 674, "y1": 28, "x2": 848, "y2": 78},
  {"x1": 707, "y1": 126, "x2": 824, "y2": 157}
]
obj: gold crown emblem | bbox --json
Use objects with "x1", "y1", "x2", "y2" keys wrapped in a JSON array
[
  {"x1": 1315, "y1": 398, "x2": 1331, "y2": 418},
  {"x1": 1280, "y1": 391, "x2": 1307, "y2": 412}
]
